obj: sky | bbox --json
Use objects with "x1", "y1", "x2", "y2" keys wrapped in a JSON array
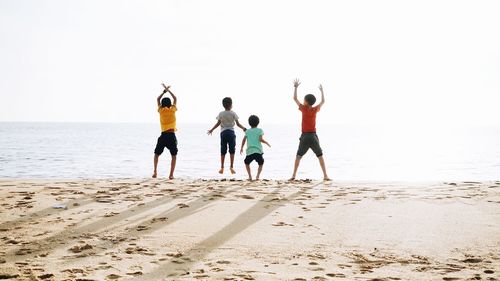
[{"x1": 0, "y1": 0, "x2": 499, "y2": 126}]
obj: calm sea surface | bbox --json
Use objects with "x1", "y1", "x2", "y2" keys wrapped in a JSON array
[{"x1": 0, "y1": 122, "x2": 499, "y2": 181}]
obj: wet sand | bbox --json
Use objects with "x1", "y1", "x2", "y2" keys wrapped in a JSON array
[{"x1": 0, "y1": 179, "x2": 499, "y2": 280}]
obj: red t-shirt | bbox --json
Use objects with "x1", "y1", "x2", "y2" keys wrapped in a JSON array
[{"x1": 299, "y1": 104, "x2": 320, "y2": 133}]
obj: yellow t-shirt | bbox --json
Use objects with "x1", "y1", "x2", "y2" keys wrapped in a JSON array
[{"x1": 158, "y1": 105, "x2": 177, "y2": 132}]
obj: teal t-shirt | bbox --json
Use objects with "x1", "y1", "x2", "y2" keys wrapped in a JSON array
[{"x1": 245, "y1": 128, "x2": 264, "y2": 155}]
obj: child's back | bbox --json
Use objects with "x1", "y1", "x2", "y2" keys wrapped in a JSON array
[
  {"x1": 245, "y1": 127, "x2": 264, "y2": 155},
  {"x1": 217, "y1": 110, "x2": 238, "y2": 131},
  {"x1": 159, "y1": 105, "x2": 177, "y2": 132}
]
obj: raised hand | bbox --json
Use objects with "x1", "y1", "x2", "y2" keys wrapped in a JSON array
[
  {"x1": 162, "y1": 83, "x2": 171, "y2": 91},
  {"x1": 293, "y1": 78, "x2": 301, "y2": 88},
  {"x1": 319, "y1": 84, "x2": 323, "y2": 92}
]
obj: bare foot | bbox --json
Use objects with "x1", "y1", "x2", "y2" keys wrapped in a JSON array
[
  {"x1": 288, "y1": 177, "x2": 296, "y2": 181},
  {"x1": 169, "y1": 175, "x2": 174, "y2": 180},
  {"x1": 247, "y1": 178, "x2": 253, "y2": 181},
  {"x1": 152, "y1": 172, "x2": 157, "y2": 178},
  {"x1": 256, "y1": 177, "x2": 260, "y2": 181},
  {"x1": 218, "y1": 168, "x2": 224, "y2": 174},
  {"x1": 230, "y1": 168, "x2": 236, "y2": 174},
  {"x1": 323, "y1": 177, "x2": 331, "y2": 181}
]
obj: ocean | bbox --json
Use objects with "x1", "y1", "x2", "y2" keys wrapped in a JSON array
[{"x1": 0, "y1": 122, "x2": 499, "y2": 181}]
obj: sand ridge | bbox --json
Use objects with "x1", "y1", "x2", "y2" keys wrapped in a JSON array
[{"x1": 0, "y1": 179, "x2": 499, "y2": 280}]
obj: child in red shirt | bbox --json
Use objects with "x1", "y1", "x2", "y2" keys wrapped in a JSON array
[{"x1": 290, "y1": 79, "x2": 331, "y2": 181}]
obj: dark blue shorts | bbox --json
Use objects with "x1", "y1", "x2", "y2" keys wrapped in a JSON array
[
  {"x1": 220, "y1": 130, "x2": 236, "y2": 155},
  {"x1": 154, "y1": 132, "x2": 178, "y2": 156}
]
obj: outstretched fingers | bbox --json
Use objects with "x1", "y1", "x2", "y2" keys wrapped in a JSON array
[{"x1": 293, "y1": 78, "x2": 301, "y2": 87}]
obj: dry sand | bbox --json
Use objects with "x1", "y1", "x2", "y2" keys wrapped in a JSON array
[{"x1": 0, "y1": 179, "x2": 498, "y2": 280}]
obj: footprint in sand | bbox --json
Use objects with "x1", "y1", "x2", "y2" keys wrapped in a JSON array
[
  {"x1": 272, "y1": 221, "x2": 294, "y2": 227},
  {"x1": 165, "y1": 252, "x2": 184, "y2": 258},
  {"x1": 61, "y1": 268, "x2": 85, "y2": 274},
  {"x1": 309, "y1": 267, "x2": 325, "y2": 272},
  {"x1": 38, "y1": 273, "x2": 54, "y2": 279},
  {"x1": 15, "y1": 248, "x2": 33, "y2": 256},
  {"x1": 326, "y1": 273, "x2": 346, "y2": 278},
  {"x1": 136, "y1": 225, "x2": 150, "y2": 231},
  {"x1": 151, "y1": 217, "x2": 168, "y2": 223},
  {"x1": 95, "y1": 196, "x2": 113, "y2": 203},
  {"x1": 126, "y1": 271, "x2": 143, "y2": 276},
  {"x1": 106, "y1": 274, "x2": 121, "y2": 280},
  {"x1": 69, "y1": 244, "x2": 93, "y2": 253},
  {"x1": 308, "y1": 253, "x2": 327, "y2": 260},
  {"x1": 233, "y1": 273, "x2": 255, "y2": 280},
  {"x1": 125, "y1": 247, "x2": 154, "y2": 256},
  {"x1": 0, "y1": 273, "x2": 20, "y2": 280},
  {"x1": 177, "y1": 203, "x2": 189, "y2": 208},
  {"x1": 103, "y1": 212, "x2": 119, "y2": 217},
  {"x1": 461, "y1": 258, "x2": 482, "y2": 263},
  {"x1": 211, "y1": 267, "x2": 224, "y2": 272}
]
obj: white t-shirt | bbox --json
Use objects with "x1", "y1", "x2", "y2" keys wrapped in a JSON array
[{"x1": 217, "y1": 110, "x2": 239, "y2": 132}]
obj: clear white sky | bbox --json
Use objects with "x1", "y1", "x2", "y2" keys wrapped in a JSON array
[{"x1": 0, "y1": 0, "x2": 499, "y2": 126}]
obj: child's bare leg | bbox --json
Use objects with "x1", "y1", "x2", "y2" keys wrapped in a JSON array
[
  {"x1": 318, "y1": 156, "x2": 330, "y2": 181},
  {"x1": 152, "y1": 154, "x2": 160, "y2": 178},
  {"x1": 169, "y1": 155, "x2": 177, "y2": 180},
  {"x1": 245, "y1": 164, "x2": 252, "y2": 181},
  {"x1": 256, "y1": 165, "x2": 263, "y2": 180},
  {"x1": 289, "y1": 156, "x2": 302, "y2": 180},
  {"x1": 229, "y1": 154, "x2": 236, "y2": 174},
  {"x1": 219, "y1": 155, "x2": 225, "y2": 174}
]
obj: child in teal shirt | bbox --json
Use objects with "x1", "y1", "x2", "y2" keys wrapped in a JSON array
[{"x1": 240, "y1": 115, "x2": 271, "y2": 181}]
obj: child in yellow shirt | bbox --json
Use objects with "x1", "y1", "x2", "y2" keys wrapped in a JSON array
[{"x1": 153, "y1": 83, "x2": 178, "y2": 179}]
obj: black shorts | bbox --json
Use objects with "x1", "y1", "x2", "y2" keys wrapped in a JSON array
[
  {"x1": 244, "y1": 153, "x2": 264, "y2": 166},
  {"x1": 154, "y1": 132, "x2": 178, "y2": 156},
  {"x1": 296, "y1": 133, "x2": 323, "y2": 157},
  {"x1": 220, "y1": 130, "x2": 236, "y2": 155}
]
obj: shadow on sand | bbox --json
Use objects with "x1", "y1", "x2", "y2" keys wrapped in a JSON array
[
  {"x1": 138, "y1": 183, "x2": 317, "y2": 280},
  {"x1": 5, "y1": 181, "x2": 245, "y2": 262}
]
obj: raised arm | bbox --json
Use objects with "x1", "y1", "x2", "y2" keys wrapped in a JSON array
[
  {"x1": 240, "y1": 136, "x2": 247, "y2": 155},
  {"x1": 316, "y1": 84, "x2": 325, "y2": 109},
  {"x1": 293, "y1": 78, "x2": 302, "y2": 107},
  {"x1": 235, "y1": 120, "x2": 247, "y2": 132},
  {"x1": 207, "y1": 120, "x2": 221, "y2": 135},
  {"x1": 259, "y1": 135, "x2": 271, "y2": 147},
  {"x1": 157, "y1": 87, "x2": 168, "y2": 107},
  {"x1": 162, "y1": 83, "x2": 177, "y2": 106}
]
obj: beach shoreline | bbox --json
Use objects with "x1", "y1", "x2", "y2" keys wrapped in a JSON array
[{"x1": 0, "y1": 179, "x2": 498, "y2": 280}]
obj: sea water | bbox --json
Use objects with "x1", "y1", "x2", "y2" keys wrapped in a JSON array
[{"x1": 0, "y1": 122, "x2": 499, "y2": 181}]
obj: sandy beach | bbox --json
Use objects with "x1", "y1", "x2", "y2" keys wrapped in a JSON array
[{"x1": 0, "y1": 179, "x2": 498, "y2": 280}]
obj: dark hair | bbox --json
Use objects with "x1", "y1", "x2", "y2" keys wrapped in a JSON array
[
  {"x1": 222, "y1": 97, "x2": 232, "y2": 110},
  {"x1": 248, "y1": 115, "x2": 260, "y2": 128},
  {"x1": 304, "y1": 94, "x2": 316, "y2": 106},
  {"x1": 161, "y1": 97, "x2": 172, "y2": 108}
]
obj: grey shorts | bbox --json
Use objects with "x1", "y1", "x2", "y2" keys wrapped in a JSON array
[{"x1": 296, "y1": 133, "x2": 323, "y2": 157}]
